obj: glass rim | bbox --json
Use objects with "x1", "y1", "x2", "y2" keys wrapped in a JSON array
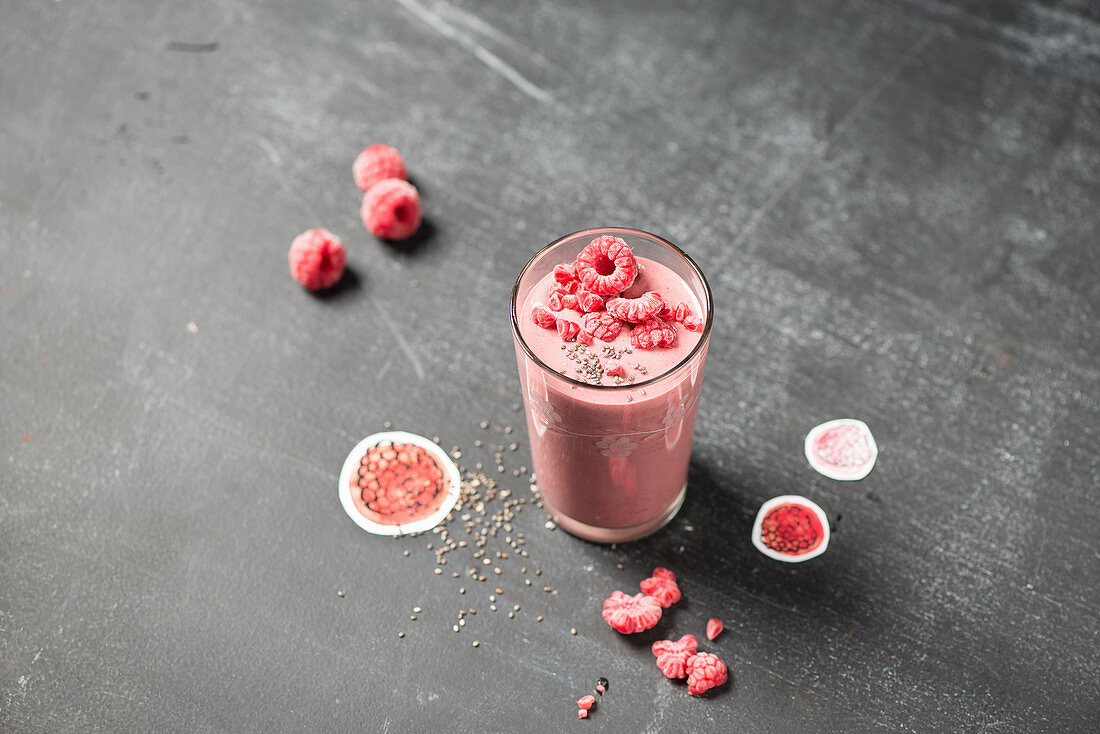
[{"x1": 510, "y1": 226, "x2": 713, "y2": 392}]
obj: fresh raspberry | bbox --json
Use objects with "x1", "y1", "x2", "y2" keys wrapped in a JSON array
[
  {"x1": 601, "y1": 590, "x2": 662, "y2": 634},
  {"x1": 576, "y1": 695, "x2": 595, "y2": 711},
  {"x1": 554, "y1": 262, "x2": 577, "y2": 285},
  {"x1": 547, "y1": 292, "x2": 565, "y2": 311},
  {"x1": 573, "y1": 235, "x2": 639, "y2": 296},
  {"x1": 352, "y1": 144, "x2": 407, "y2": 192},
  {"x1": 577, "y1": 709, "x2": 588, "y2": 719},
  {"x1": 557, "y1": 320, "x2": 580, "y2": 341},
  {"x1": 532, "y1": 305, "x2": 557, "y2": 329},
  {"x1": 651, "y1": 634, "x2": 699, "y2": 679},
  {"x1": 706, "y1": 618, "x2": 724, "y2": 641},
  {"x1": 288, "y1": 228, "x2": 346, "y2": 291},
  {"x1": 606, "y1": 291, "x2": 665, "y2": 323},
  {"x1": 605, "y1": 360, "x2": 626, "y2": 378},
  {"x1": 686, "y1": 652, "x2": 728, "y2": 695},
  {"x1": 581, "y1": 312, "x2": 624, "y2": 342},
  {"x1": 639, "y1": 567, "x2": 681, "y2": 608},
  {"x1": 683, "y1": 315, "x2": 705, "y2": 332},
  {"x1": 361, "y1": 178, "x2": 421, "y2": 240},
  {"x1": 577, "y1": 291, "x2": 605, "y2": 313},
  {"x1": 630, "y1": 317, "x2": 677, "y2": 349}
]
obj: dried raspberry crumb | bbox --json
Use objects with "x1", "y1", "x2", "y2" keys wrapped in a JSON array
[
  {"x1": 561, "y1": 294, "x2": 580, "y2": 311},
  {"x1": 547, "y1": 292, "x2": 565, "y2": 311},
  {"x1": 651, "y1": 634, "x2": 698, "y2": 679},
  {"x1": 581, "y1": 312, "x2": 624, "y2": 342},
  {"x1": 602, "y1": 590, "x2": 662, "y2": 634},
  {"x1": 683, "y1": 315, "x2": 705, "y2": 332},
  {"x1": 606, "y1": 291, "x2": 665, "y2": 323},
  {"x1": 361, "y1": 178, "x2": 421, "y2": 240},
  {"x1": 577, "y1": 329, "x2": 594, "y2": 345},
  {"x1": 639, "y1": 567, "x2": 681, "y2": 608},
  {"x1": 554, "y1": 263, "x2": 577, "y2": 285},
  {"x1": 630, "y1": 317, "x2": 677, "y2": 349},
  {"x1": 576, "y1": 695, "x2": 595, "y2": 710},
  {"x1": 706, "y1": 618, "x2": 724, "y2": 641},
  {"x1": 686, "y1": 652, "x2": 728, "y2": 695},
  {"x1": 288, "y1": 228, "x2": 346, "y2": 291},
  {"x1": 557, "y1": 320, "x2": 580, "y2": 341},
  {"x1": 605, "y1": 360, "x2": 626, "y2": 378},
  {"x1": 551, "y1": 280, "x2": 580, "y2": 296},
  {"x1": 578, "y1": 291, "x2": 605, "y2": 313},
  {"x1": 532, "y1": 305, "x2": 557, "y2": 329},
  {"x1": 672, "y1": 301, "x2": 692, "y2": 322},
  {"x1": 573, "y1": 235, "x2": 639, "y2": 296},
  {"x1": 353, "y1": 144, "x2": 407, "y2": 192},
  {"x1": 577, "y1": 709, "x2": 588, "y2": 719}
]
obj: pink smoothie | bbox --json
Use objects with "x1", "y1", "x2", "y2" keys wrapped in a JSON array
[{"x1": 513, "y1": 235, "x2": 711, "y2": 543}]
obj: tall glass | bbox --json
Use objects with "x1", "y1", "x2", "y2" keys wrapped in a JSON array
[{"x1": 510, "y1": 227, "x2": 713, "y2": 543}]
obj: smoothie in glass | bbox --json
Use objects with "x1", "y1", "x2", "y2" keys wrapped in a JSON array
[{"x1": 511, "y1": 227, "x2": 712, "y2": 543}]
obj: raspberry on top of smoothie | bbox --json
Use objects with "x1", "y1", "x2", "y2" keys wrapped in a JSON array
[{"x1": 523, "y1": 235, "x2": 705, "y2": 386}]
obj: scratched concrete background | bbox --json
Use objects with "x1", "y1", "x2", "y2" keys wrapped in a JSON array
[{"x1": 1, "y1": 1, "x2": 1098, "y2": 732}]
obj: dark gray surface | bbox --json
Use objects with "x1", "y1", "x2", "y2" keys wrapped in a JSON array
[{"x1": 2, "y1": 1, "x2": 1098, "y2": 732}]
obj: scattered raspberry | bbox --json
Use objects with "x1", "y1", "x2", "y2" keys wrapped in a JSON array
[
  {"x1": 683, "y1": 315, "x2": 705, "y2": 332},
  {"x1": 577, "y1": 709, "x2": 588, "y2": 719},
  {"x1": 532, "y1": 305, "x2": 557, "y2": 329},
  {"x1": 361, "y1": 178, "x2": 421, "y2": 240},
  {"x1": 630, "y1": 317, "x2": 677, "y2": 349},
  {"x1": 573, "y1": 235, "x2": 639, "y2": 296},
  {"x1": 352, "y1": 144, "x2": 407, "y2": 192},
  {"x1": 288, "y1": 228, "x2": 347, "y2": 291},
  {"x1": 706, "y1": 618, "x2": 724, "y2": 641},
  {"x1": 606, "y1": 291, "x2": 665, "y2": 323},
  {"x1": 557, "y1": 320, "x2": 580, "y2": 341},
  {"x1": 554, "y1": 263, "x2": 577, "y2": 285},
  {"x1": 639, "y1": 567, "x2": 681, "y2": 608},
  {"x1": 651, "y1": 634, "x2": 698, "y2": 679},
  {"x1": 602, "y1": 590, "x2": 662, "y2": 634},
  {"x1": 578, "y1": 291, "x2": 605, "y2": 313},
  {"x1": 605, "y1": 360, "x2": 626, "y2": 378},
  {"x1": 547, "y1": 292, "x2": 565, "y2": 311},
  {"x1": 576, "y1": 695, "x2": 595, "y2": 711},
  {"x1": 581, "y1": 312, "x2": 624, "y2": 342},
  {"x1": 686, "y1": 652, "x2": 728, "y2": 695}
]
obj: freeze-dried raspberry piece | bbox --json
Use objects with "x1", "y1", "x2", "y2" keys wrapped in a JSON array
[
  {"x1": 581, "y1": 312, "x2": 624, "y2": 342},
  {"x1": 547, "y1": 292, "x2": 565, "y2": 311},
  {"x1": 706, "y1": 618, "x2": 723, "y2": 641},
  {"x1": 672, "y1": 301, "x2": 692, "y2": 322},
  {"x1": 651, "y1": 634, "x2": 698, "y2": 679},
  {"x1": 550, "y1": 280, "x2": 580, "y2": 297},
  {"x1": 532, "y1": 305, "x2": 557, "y2": 329},
  {"x1": 630, "y1": 317, "x2": 677, "y2": 349},
  {"x1": 639, "y1": 567, "x2": 681, "y2": 608},
  {"x1": 606, "y1": 291, "x2": 665, "y2": 323},
  {"x1": 577, "y1": 709, "x2": 588, "y2": 719},
  {"x1": 577, "y1": 329, "x2": 594, "y2": 345},
  {"x1": 288, "y1": 228, "x2": 346, "y2": 291},
  {"x1": 353, "y1": 144, "x2": 407, "y2": 192},
  {"x1": 554, "y1": 263, "x2": 577, "y2": 285},
  {"x1": 686, "y1": 652, "x2": 728, "y2": 695},
  {"x1": 361, "y1": 178, "x2": 421, "y2": 240},
  {"x1": 601, "y1": 590, "x2": 662, "y2": 634},
  {"x1": 573, "y1": 236, "x2": 639, "y2": 296},
  {"x1": 683, "y1": 315, "x2": 704, "y2": 332},
  {"x1": 576, "y1": 695, "x2": 595, "y2": 711},
  {"x1": 578, "y1": 291, "x2": 605, "y2": 313},
  {"x1": 605, "y1": 360, "x2": 626, "y2": 378},
  {"x1": 557, "y1": 320, "x2": 580, "y2": 341}
]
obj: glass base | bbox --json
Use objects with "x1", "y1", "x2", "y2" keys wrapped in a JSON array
[{"x1": 542, "y1": 482, "x2": 687, "y2": 544}]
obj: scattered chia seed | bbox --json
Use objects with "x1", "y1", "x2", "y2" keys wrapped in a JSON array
[
  {"x1": 570, "y1": 628, "x2": 577, "y2": 635},
  {"x1": 398, "y1": 632, "x2": 405, "y2": 638},
  {"x1": 479, "y1": 420, "x2": 490, "y2": 429},
  {"x1": 472, "y1": 640, "x2": 480, "y2": 647},
  {"x1": 336, "y1": 590, "x2": 345, "y2": 598}
]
